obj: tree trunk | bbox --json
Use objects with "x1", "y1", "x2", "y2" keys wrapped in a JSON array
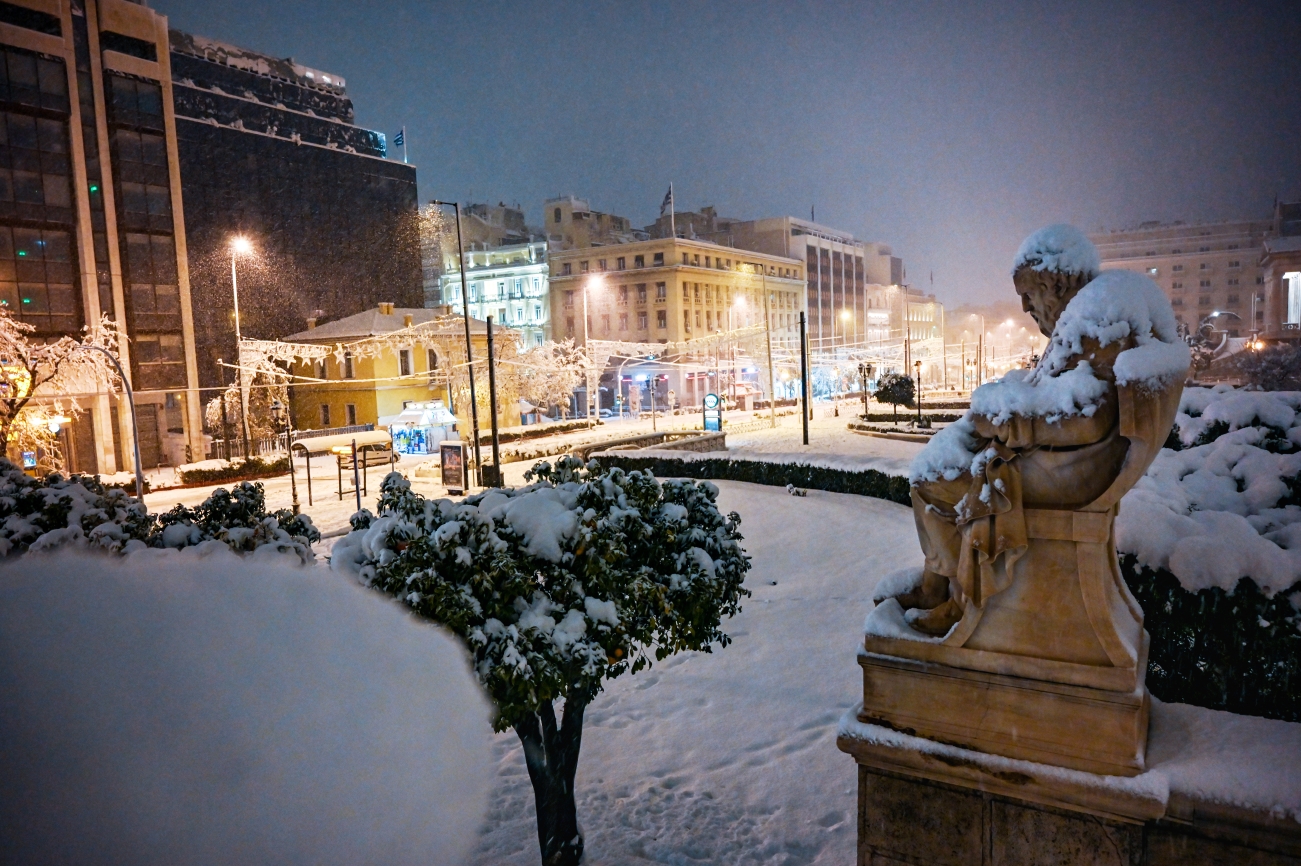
[{"x1": 515, "y1": 695, "x2": 587, "y2": 866}]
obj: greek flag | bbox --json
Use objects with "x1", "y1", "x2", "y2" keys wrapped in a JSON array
[
  {"x1": 660, "y1": 185, "x2": 672, "y2": 216},
  {"x1": 393, "y1": 128, "x2": 405, "y2": 147}
]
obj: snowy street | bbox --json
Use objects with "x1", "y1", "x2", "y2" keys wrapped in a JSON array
[{"x1": 470, "y1": 481, "x2": 920, "y2": 865}]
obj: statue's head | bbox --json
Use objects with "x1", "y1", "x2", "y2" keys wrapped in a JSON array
[{"x1": 1011, "y1": 225, "x2": 1100, "y2": 337}]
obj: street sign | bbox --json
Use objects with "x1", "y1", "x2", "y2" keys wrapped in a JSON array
[{"x1": 703, "y1": 393, "x2": 721, "y2": 431}]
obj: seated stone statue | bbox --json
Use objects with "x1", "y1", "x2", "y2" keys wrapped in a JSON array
[{"x1": 895, "y1": 225, "x2": 1191, "y2": 642}]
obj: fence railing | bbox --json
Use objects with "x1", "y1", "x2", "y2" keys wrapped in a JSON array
[{"x1": 207, "y1": 424, "x2": 376, "y2": 462}]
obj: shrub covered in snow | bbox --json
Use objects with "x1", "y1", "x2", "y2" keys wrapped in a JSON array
[
  {"x1": 0, "y1": 461, "x2": 318, "y2": 562},
  {"x1": 331, "y1": 456, "x2": 751, "y2": 866},
  {"x1": 874, "y1": 372, "x2": 914, "y2": 421},
  {"x1": 1117, "y1": 385, "x2": 1301, "y2": 721}
]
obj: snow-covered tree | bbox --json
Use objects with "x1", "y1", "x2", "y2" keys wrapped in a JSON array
[
  {"x1": 1233, "y1": 344, "x2": 1301, "y2": 391},
  {"x1": 512, "y1": 339, "x2": 592, "y2": 413},
  {"x1": 875, "y1": 372, "x2": 915, "y2": 422},
  {"x1": 332, "y1": 457, "x2": 751, "y2": 866},
  {"x1": 0, "y1": 309, "x2": 120, "y2": 466}
]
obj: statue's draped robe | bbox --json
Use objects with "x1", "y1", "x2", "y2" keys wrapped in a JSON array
[{"x1": 913, "y1": 336, "x2": 1132, "y2": 609}]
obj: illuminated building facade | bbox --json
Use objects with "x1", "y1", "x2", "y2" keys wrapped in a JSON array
[{"x1": 439, "y1": 240, "x2": 549, "y2": 347}]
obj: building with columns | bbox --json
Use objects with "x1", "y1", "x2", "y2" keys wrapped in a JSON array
[
  {"x1": 439, "y1": 240, "x2": 550, "y2": 347},
  {"x1": 0, "y1": 0, "x2": 203, "y2": 472},
  {"x1": 547, "y1": 236, "x2": 804, "y2": 407}
]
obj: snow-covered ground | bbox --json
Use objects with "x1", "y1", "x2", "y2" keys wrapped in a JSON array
[{"x1": 469, "y1": 481, "x2": 918, "y2": 865}]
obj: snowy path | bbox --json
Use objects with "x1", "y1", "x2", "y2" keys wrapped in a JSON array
[{"x1": 470, "y1": 481, "x2": 920, "y2": 865}]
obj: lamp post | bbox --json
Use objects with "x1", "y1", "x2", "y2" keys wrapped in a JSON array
[
  {"x1": 858, "y1": 362, "x2": 874, "y2": 416},
  {"x1": 431, "y1": 200, "x2": 481, "y2": 487},
  {"x1": 582, "y1": 274, "x2": 604, "y2": 428},
  {"x1": 269, "y1": 398, "x2": 299, "y2": 514},
  {"x1": 229, "y1": 236, "x2": 253, "y2": 459},
  {"x1": 75, "y1": 345, "x2": 144, "y2": 503},
  {"x1": 914, "y1": 359, "x2": 923, "y2": 425}
]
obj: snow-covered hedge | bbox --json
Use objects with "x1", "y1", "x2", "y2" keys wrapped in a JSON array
[{"x1": 0, "y1": 462, "x2": 319, "y2": 562}]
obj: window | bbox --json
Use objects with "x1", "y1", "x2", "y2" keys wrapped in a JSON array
[
  {"x1": 1171, "y1": 298, "x2": 1184, "y2": 307},
  {"x1": 0, "y1": 110, "x2": 73, "y2": 216},
  {"x1": 1198, "y1": 246, "x2": 1209, "y2": 253},
  {"x1": 634, "y1": 255, "x2": 644, "y2": 268},
  {"x1": 0, "y1": 3, "x2": 61, "y2": 36},
  {"x1": 1227, "y1": 278, "x2": 1239, "y2": 286},
  {"x1": 1199, "y1": 296, "x2": 1211, "y2": 307},
  {"x1": 1172, "y1": 248, "x2": 1182, "y2": 254},
  {"x1": 427, "y1": 348, "x2": 438, "y2": 371},
  {"x1": 657, "y1": 310, "x2": 666, "y2": 329},
  {"x1": 618, "y1": 312, "x2": 627, "y2": 331},
  {"x1": 1172, "y1": 264, "x2": 1183, "y2": 272},
  {"x1": 683, "y1": 285, "x2": 690, "y2": 301},
  {"x1": 601, "y1": 314, "x2": 610, "y2": 333},
  {"x1": 616, "y1": 257, "x2": 626, "y2": 270},
  {"x1": 564, "y1": 290, "x2": 574, "y2": 308},
  {"x1": 706, "y1": 311, "x2": 713, "y2": 330},
  {"x1": 107, "y1": 74, "x2": 163, "y2": 131},
  {"x1": 343, "y1": 351, "x2": 355, "y2": 379},
  {"x1": 683, "y1": 310, "x2": 691, "y2": 331},
  {"x1": 1199, "y1": 263, "x2": 1209, "y2": 271},
  {"x1": 618, "y1": 285, "x2": 628, "y2": 305},
  {"x1": 0, "y1": 225, "x2": 78, "y2": 333},
  {"x1": 561, "y1": 262, "x2": 571, "y2": 276},
  {"x1": 654, "y1": 252, "x2": 664, "y2": 266},
  {"x1": 636, "y1": 284, "x2": 647, "y2": 303},
  {"x1": 598, "y1": 259, "x2": 607, "y2": 271},
  {"x1": 638, "y1": 311, "x2": 647, "y2": 329},
  {"x1": 345, "y1": 404, "x2": 357, "y2": 426},
  {"x1": 1229, "y1": 244, "x2": 1240, "y2": 250},
  {"x1": 682, "y1": 253, "x2": 689, "y2": 264},
  {"x1": 132, "y1": 333, "x2": 184, "y2": 389},
  {"x1": 316, "y1": 359, "x2": 327, "y2": 380},
  {"x1": 534, "y1": 304, "x2": 542, "y2": 320},
  {"x1": 399, "y1": 348, "x2": 412, "y2": 376},
  {"x1": 0, "y1": 47, "x2": 69, "y2": 112},
  {"x1": 124, "y1": 233, "x2": 178, "y2": 327},
  {"x1": 320, "y1": 404, "x2": 331, "y2": 426},
  {"x1": 1226, "y1": 293, "x2": 1241, "y2": 306},
  {"x1": 1172, "y1": 282, "x2": 1183, "y2": 290},
  {"x1": 1200, "y1": 280, "x2": 1211, "y2": 288},
  {"x1": 656, "y1": 282, "x2": 666, "y2": 300},
  {"x1": 566, "y1": 316, "x2": 574, "y2": 335},
  {"x1": 100, "y1": 31, "x2": 157, "y2": 62},
  {"x1": 693, "y1": 285, "x2": 700, "y2": 302},
  {"x1": 704, "y1": 256, "x2": 711, "y2": 267},
  {"x1": 695, "y1": 310, "x2": 701, "y2": 327},
  {"x1": 692, "y1": 254, "x2": 700, "y2": 266},
  {"x1": 1287, "y1": 272, "x2": 1301, "y2": 326},
  {"x1": 580, "y1": 260, "x2": 589, "y2": 273},
  {"x1": 553, "y1": 207, "x2": 561, "y2": 223},
  {"x1": 1147, "y1": 267, "x2": 1158, "y2": 275}
]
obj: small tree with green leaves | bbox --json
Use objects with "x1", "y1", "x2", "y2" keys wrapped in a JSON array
[
  {"x1": 331, "y1": 457, "x2": 751, "y2": 866},
  {"x1": 875, "y1": 372, "x2": 915, "y2": 423}
]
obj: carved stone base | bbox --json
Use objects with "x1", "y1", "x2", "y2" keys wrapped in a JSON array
[{"x1": 858, "y1": 649, "x2": 1149, "y2": 777}]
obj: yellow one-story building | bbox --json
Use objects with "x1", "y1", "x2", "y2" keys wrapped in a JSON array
[{"x1": 283, "y1": 303, "x2": 520, "y2": 439}]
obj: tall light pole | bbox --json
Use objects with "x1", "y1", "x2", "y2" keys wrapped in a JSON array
[
  {"x1": 229, "y1": 236, "x2": 253, "y2": 459},
  {"x1": 269, "y1": 398, "x2": 299, "y2": 514},
  {"x1": 75, "y1": 345, "x2": 144, "y2": 503},
  {"x1": 431, "y1": 200, "x2": 481, "y2": 487},
  {"x1": 583, "y1": 274, "x2": 603, "y2": 428}
]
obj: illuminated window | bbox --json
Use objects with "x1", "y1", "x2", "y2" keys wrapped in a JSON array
[
  {"x1": 657, "y1": 310, "x2": 666, "y2": 329},
  {"x1": 1286, "y1": 272, "x2": 1301, "y2": 326}
]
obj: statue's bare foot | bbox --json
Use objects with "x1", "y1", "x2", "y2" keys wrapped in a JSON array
[
  {"x1": 905, "y1": 597, "x2": 964, "y2": 636},
  {"x1": 892, "y1": 570, "x2": 950, "y2": 610}
]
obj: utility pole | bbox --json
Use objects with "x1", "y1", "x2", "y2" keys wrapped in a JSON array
[
  {"x1": 485, "y1": 316, "x2": 502, "y2": 487},
  {"x1": 433, "y1": 200, "x2": 481, "y2": 487},
  {"x1": 799, "y1": 311, "x2": 809, "y2": 445},
  {"x1": 762, "y1": 267, "x2": 777, "y2": 429}
]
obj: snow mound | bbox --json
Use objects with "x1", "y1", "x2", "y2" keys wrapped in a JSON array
[
  {"x1": 1012, "y1": 223, "x2": 1101, "y2": 277},
  {"x1": 0, "y1": 549, "x2": 493, "y2": 865},
  {"x1": 1117, "y1": 388, "x2": 1301, "y2": 594}
]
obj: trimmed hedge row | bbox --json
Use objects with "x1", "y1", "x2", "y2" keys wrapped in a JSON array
[
  {"x1": 179, "y1": 456, "x2": 290, "y2": 486},
  {"x1": 592, "y1": 453, "x2": 912, "y2": 505},
  {"x1": 1121, "y1": 555, "x2": 1300, "y2": 723},
  {"x1": 594, "y1": 451, "x2": 1299, "y2": 723}
]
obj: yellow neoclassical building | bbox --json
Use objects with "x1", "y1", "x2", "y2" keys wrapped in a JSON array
[{"x1": 283, "y1": 303, "x2": 517, "y2": 436}]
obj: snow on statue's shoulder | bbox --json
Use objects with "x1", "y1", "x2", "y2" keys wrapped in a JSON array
[
  {"x1": 1044, "y1": 269, "x2": 1189, "y2": 389},
  {"x1": 909, "y1": 416, "x2": 981, "y2": 484}
]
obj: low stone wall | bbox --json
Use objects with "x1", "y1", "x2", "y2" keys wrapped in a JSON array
[{"x1": 573, "y1": 430, "x2": 723, "y2": 460}]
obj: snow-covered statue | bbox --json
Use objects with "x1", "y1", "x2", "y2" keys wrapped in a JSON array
[{"x1": 854, "y1": 225, "x2": 1190, "y2": 777}]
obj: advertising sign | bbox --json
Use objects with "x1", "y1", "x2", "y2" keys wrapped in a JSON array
[
  {"x1": 703, "y1": 393, "x2": 722, "y2": 432},
  {"x1": 440, "y1": 440, "x2": 467, "y2": 494}
]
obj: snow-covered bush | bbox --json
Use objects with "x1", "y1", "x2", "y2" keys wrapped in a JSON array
[
  {"x1": 0, "y1": 462, "x2": 318, "y2": 562},
  {"x1": 875, "y1": 373, "x2": 914, "y2": 422},
  {"x1": 332, "y1": 456, "x2": 751, "y2": 866},
  {"x1": 1117, "y1": 385, "x2": 1301, "y2": 721}
]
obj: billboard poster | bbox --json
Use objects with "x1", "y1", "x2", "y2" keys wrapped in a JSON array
[{"x1": 440, "y1": 441, "x2": 466, "y2": 495}]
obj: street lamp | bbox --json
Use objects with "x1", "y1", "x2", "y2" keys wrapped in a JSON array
[
  {"x1": 858, "y1": 362, "x2": 875, "y2": 416},
  {"x1": 582, "y1": 274, "x2": 604, "y2": 427},
  {"x1": 269, "y1": 397, "x2": 299, "y2": 515},
  {"x1": 75, "y1": 344, "x2": 145, "y2": 503},
  {"x1": 913, "y1": 359, "x2": 923, "y2": 425},
  {"x1": 229, "y1": 235, "x2": 254, "y2": 459},
  {"x1": 430, "y1": 200, "x2": 481, "y2": 487}
]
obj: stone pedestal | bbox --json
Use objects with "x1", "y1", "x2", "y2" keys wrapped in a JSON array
[{"x1": 838, "y1": 710, "x2": 1301, "y2": 866}]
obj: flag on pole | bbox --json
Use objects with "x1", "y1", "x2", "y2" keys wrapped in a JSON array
[
  {"x1": 393, "y1": 128, "x2": 404, "y2": 147},
  {"x1": 659, "y1": 185, "x2": 673, "y2": 216}
]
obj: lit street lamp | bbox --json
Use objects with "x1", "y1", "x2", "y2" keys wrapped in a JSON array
[
  {"x1": 230, "y1": 235, "x2": 254, "y2": 459},
  {"x1": 582, "y1": 274, "x2": 604, "y2": 427},
  {"x1": 914, "y1": 359, "x2": 923, "y2": 425},
  {"x1": 269, "y1": 398, "x2": 299, "y2": 514}
]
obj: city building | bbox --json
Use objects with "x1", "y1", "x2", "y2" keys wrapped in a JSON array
[
  {"x1": 439, "y1": 240, "x2": 549, "y2": 347},
  {"x1": 543, "y1": 194, "x2": 640, "y2": 250},
  {"x1": 723, "y1": 216, "x2": 905, "y2": 350},
  {"x1": 0, "y1": 0, "x2": 205, "y2": 472},
  {"x1": 643, "y1": 205, "x2": 742, "y2": 245},
  {"x1": 169, "y1": 30, "x2": 422, "y2": 391},
  {"x1": 1258, "y1": 202, "x2": 1301, "y2": 344},
  {"x1": 547, "y1": 236, "x2": 805, "y2": 406},
  {"x1": 421, "y1": 201, "x2": 534, "y2": 307},
  {"x1": 1090, "y1": 216, "x2": 1275, "y2": 337},
  {"x1": 283, "y1": 303, "x2": 515, "y2": 433}
]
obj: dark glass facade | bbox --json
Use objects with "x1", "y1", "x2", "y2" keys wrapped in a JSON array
[{"x1": 169, "y1": 32, "x2": 420, "y2": 389}]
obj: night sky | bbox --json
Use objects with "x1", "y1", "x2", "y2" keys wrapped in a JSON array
[{"x1": 156, "y1": 0, "x2": 1301, "y2": 306}]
